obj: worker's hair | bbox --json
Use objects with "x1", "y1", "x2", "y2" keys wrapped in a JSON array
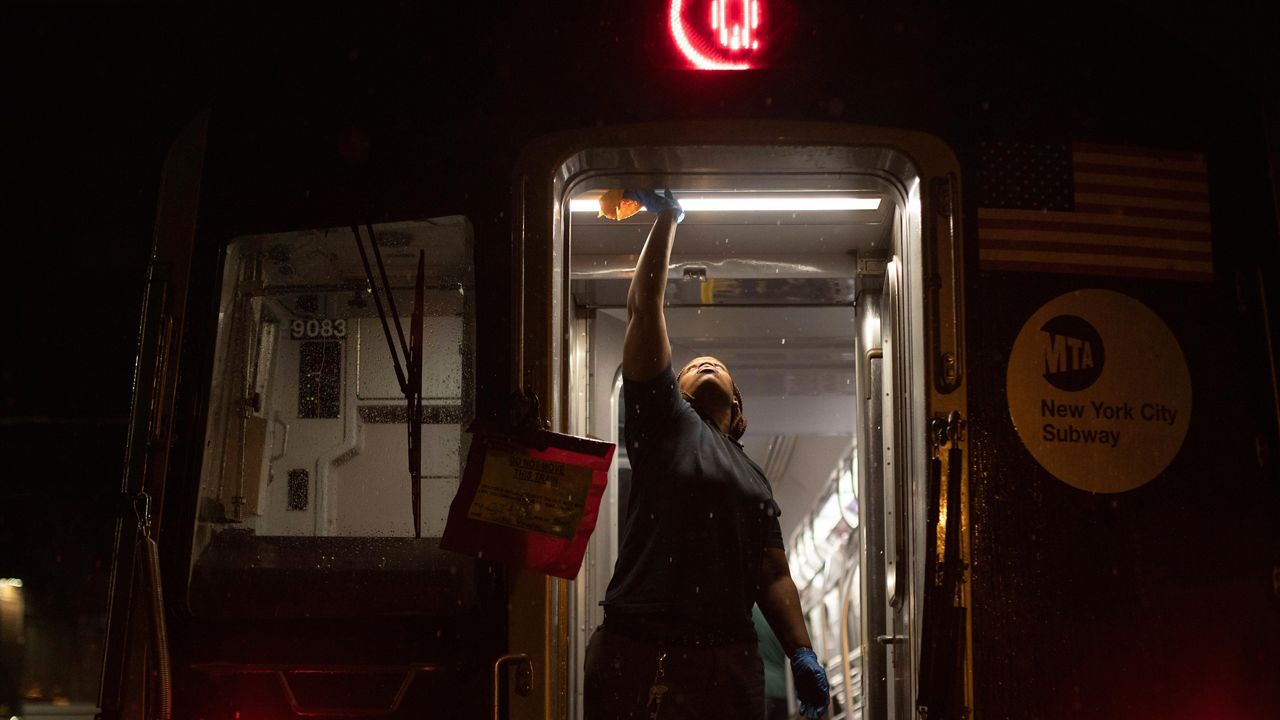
[{"x1": 676, "y1": 362, "x2": 748, "y2": 441}]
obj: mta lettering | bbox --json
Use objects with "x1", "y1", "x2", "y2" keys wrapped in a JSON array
[{"x1": 1039, "y1": 314, "x2": 1105, "y2": 391}]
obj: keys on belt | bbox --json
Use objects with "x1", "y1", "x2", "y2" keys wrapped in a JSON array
[{"x1": 647, "y1": 651, "x2": 669, "y2": 719}]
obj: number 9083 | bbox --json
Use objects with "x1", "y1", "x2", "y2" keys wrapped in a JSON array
[{"x1": 290, "y1": 318, "x2": 348, "y2": 340}]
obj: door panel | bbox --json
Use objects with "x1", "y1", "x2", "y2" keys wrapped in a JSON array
[
  {"x1": 100, "y1": 110, "x2": 208, "y2": 720},
  {"x1": 855, "y1": 289, "x2": 888, "y2": 720}
]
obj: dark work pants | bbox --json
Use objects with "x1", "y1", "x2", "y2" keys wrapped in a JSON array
[{"x1": 584, "y1": 626, "x2": 765, "y2": 720}]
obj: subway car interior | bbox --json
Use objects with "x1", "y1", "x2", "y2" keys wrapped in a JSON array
[
  {"x1": 184, "y1": 217, "x2": 501, "y2": 713},
  {"x1": 188, "y1": 218, "x2": 487, "y2": 620},
  {"x1": 559, "y1": 142, "x2": 931, "y2": 720}
]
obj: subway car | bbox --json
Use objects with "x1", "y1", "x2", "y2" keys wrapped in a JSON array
[{"x1": 98, "y1": 2, "x2": 1280, "y2": 720}]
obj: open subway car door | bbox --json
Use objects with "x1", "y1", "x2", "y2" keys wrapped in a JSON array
[
  {"x1": 511, "y1": 122, "x2": 970, "y2": 720},
  {"x1": 99, "y1": 114, "x2": 507, "y2": 720}
]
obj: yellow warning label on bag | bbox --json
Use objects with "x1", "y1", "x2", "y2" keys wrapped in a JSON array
[{"x1": 467, "y1": 448, "x2": 592, "y2": 539}]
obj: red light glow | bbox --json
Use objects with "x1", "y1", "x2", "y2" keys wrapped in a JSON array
[{"x1": 669, "y1": 0, "x2": 763, "y2": 70}]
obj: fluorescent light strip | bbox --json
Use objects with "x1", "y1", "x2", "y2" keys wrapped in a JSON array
[{"x1": 569, "y1": 196, "x2": 881, "y2": 213}]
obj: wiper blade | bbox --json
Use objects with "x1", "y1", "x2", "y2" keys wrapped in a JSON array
[{"x1": 352, "y1": 225, "x2": 427, "y2": 538}]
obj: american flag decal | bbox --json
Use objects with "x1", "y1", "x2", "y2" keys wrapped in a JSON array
[{"x1": 977, "y1": 143, "x2": 1213, "y2": 282}]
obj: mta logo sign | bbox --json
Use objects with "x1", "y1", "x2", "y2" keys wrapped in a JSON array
[{"x1": 1040, "y1": 314, "x2": 1105, "y2": 391}]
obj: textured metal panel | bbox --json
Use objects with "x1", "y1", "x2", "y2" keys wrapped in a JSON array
[{"x1": 967, "y1": 271, "x2": 1277, "y2": 719}]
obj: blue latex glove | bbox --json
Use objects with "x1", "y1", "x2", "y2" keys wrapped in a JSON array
[
  {"x1": 790, "y1": 647, "x2": 830, "y2": 719},
  {"x1": 623, "y1": 189, "x2": 685, "y2": 223}
]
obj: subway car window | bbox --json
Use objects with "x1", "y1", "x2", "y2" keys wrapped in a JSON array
[{"x1": 187, "y1": 218, "x2": 476, "y2": 618}]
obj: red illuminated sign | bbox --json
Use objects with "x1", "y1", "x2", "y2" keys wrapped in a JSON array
[{"x1": 669, "y1": 0, "x2": 765, "y2": 70}]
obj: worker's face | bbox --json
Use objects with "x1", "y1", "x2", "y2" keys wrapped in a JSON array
[{"x1": 678, "y1": 356, "x2": 737, "y2": 411}]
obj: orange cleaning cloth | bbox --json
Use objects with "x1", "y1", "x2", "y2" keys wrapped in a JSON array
[{"x1": 597, "y1": 189, "x2": 644, "y2": 221}]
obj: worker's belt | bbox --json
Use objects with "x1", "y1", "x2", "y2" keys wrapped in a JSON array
[{"x1": 603, "y1": 611, "x2": 756, "y2": 647}]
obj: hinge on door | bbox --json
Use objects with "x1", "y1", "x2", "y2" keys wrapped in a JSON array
[
  {"x1": 945, "y1": 410, "x2": 964, "y2": 445},
  {"x1": 928, "y1": 411, "x2": 965, "y2": 454},
  {"x1": 929, "y1": 416, "x2": 947, "y2": 455}
]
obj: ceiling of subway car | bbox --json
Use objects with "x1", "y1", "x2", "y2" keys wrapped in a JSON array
[{"x1": 570, "y1": 190, "x2": 892, "y2": 307}]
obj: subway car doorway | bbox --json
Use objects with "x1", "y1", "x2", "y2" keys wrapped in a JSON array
[{"x1": 510, "y1": 125, "x2": 968, "y2": 720}]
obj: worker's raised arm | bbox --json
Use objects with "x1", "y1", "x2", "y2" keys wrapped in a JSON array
[{"x1": 623, "y1": 193, "x2": 683, "y2": 381}]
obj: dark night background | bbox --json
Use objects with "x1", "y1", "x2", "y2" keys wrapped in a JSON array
[
  {"x1": 1, "y1": 0, "x2": 1277, "y2": 712},
  {"x1": 2, "y1": 7, "x2": 206, "y2": 706}
]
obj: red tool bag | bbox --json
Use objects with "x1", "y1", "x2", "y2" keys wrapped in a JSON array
[{"x1": 441, "y1": 421, "x2": 615, "y2": 579}]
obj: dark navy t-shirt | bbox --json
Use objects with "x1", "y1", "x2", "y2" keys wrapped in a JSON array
[{"x1": 602, "y1": 365, "x2": 785, "y2": 636}]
